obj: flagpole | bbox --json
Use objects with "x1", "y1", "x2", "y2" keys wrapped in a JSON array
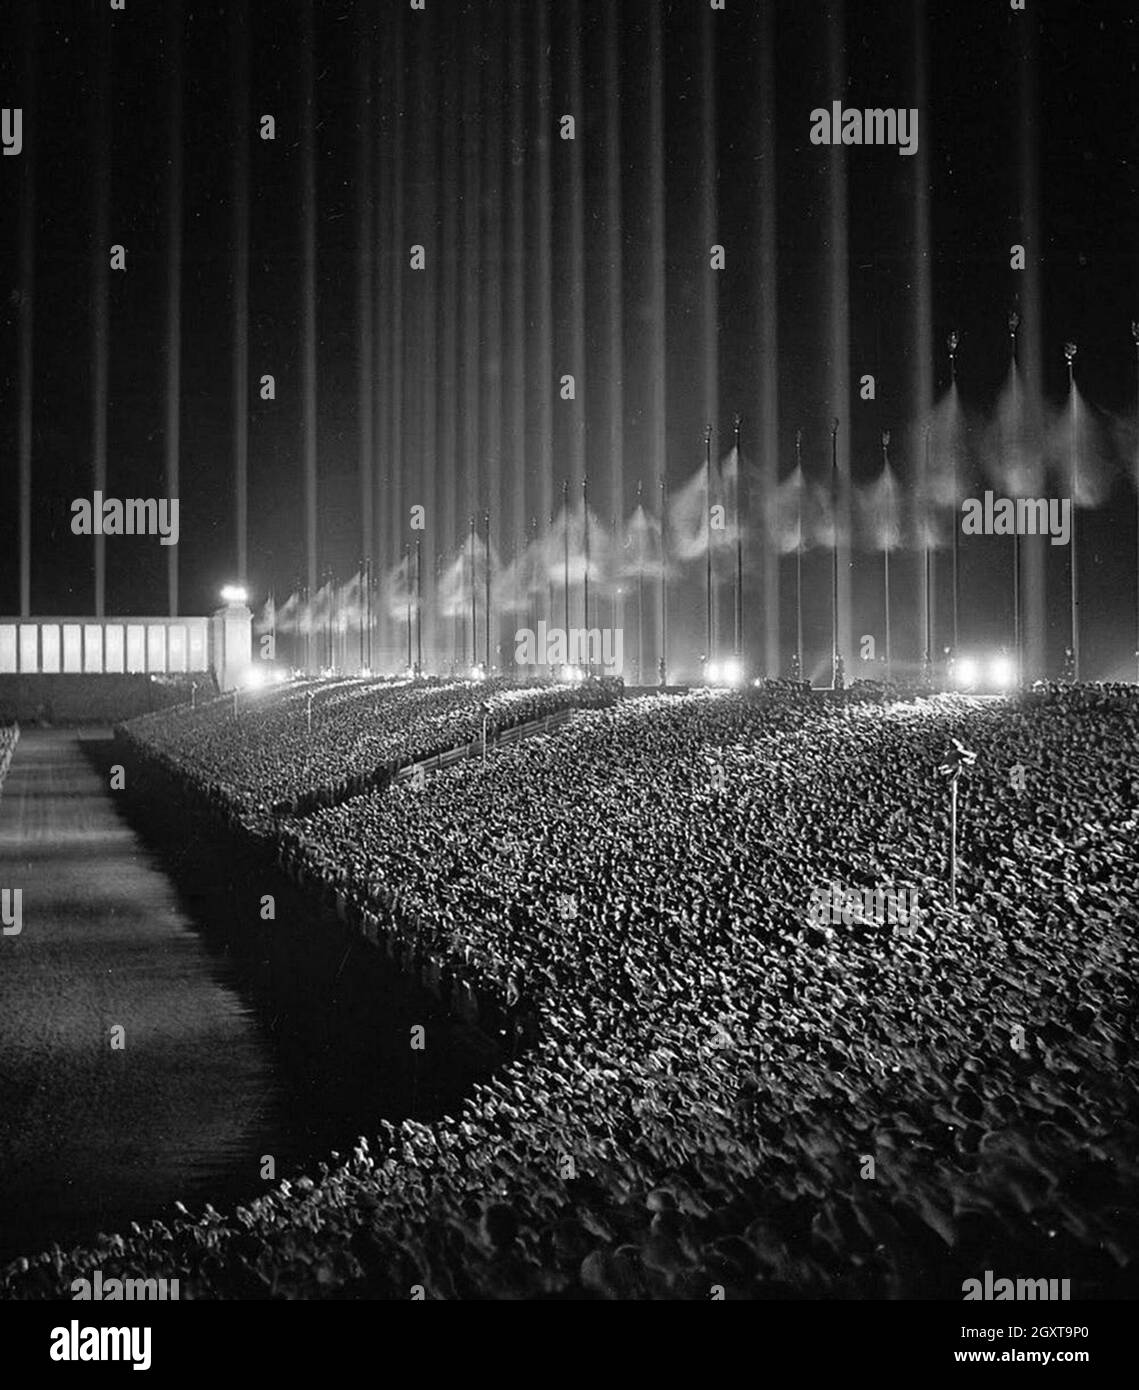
[
  {"x1": 529, "y1": 515, "x2": 538, "y2": 676},
  {"x1": 923, "y1": 425, "x2": 932, "y2": 678},
  {"x1": 484, "y1": 506, "x2": 491, "y2": 674},
  {"x1": 266, "y1": 587, "x2": 275, "y2": 670},
  {"x1": 405, "y1": 546, "x2": 412, "y2": 672},
  {"x1": 548, "y1": 503, "x2": 555, "y2": 662},
  {"x1": 831, "y1": 417, "x2": 840, "y2": 690},
  {"x1": 637, "y1": 479, "x2": 645, "y2": 685},
  {"x1": 468, "y1": 515, "x2": 476, "y2": 671},
  {"x1": 326, "y1": 568, "x2": 333, "y2": 671},
  {"x1": 659, "y1": 476, "x2": 668, "y2": 687},
  {"x1": 796, "y1": 429, "x2": 804, "y2": 683},
  {"x1": 1134, "y1": 322, "x2": 1139, "y2": 683},
  {"x1": 1010, "y1": 312, "x2": 1021, "y2": 686},
  {"x1": 1065, "y1": 342, "x2": 1079, "y2": 681},
  {"x1": 301, "y1": 581, "x2": 308, "y2": 674},
  {"x1": 705, "y1": 424, "x2": 713, "y2": 679},
  {"x1": 882, "y1": 430, "x2": 892, "y2": 683},
  {"x1": 562, "y1": 479, "x2": 570, "y2": 640},
  {"x1": 583, "y1": 476, "x2": 590, "y2": 660},
  {"x1": 612, "y1": 506, "x2": 620, "y2": 664},
  {"x1": 949, "y1": 333, "x2": 960, "y2": 661},
  {"x1": 366, "y1": 557, "x2": 373, "y2": 673},
  {"x1": 358, "y1": 561, "x2": 365, "y2": 673},
  {"x1": 733, "y1": 414, "x2": 742, "y2": 663},
  {"x1": 416, "y1": 538, "x2": 423, "y2": 674}
]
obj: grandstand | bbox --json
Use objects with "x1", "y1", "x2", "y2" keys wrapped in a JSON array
[{"x1": 0, "y1": 601, "x2": 253, "y2": 724}]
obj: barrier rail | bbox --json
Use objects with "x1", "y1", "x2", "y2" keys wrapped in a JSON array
[{"x1": 392, "y1": 706, "x2": 573, "y2": 784}]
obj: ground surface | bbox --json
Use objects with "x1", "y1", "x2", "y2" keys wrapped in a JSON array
[{"x1": 0, "y1": 731, "x2": 271, "y2": 1263}]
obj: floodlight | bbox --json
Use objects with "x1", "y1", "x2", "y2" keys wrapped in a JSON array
[
  {"x1": 954, "y1": 656, "x2": 978, "y2": 688},
  {"x1": 990, "y1": 655, "x2": 1015, "y2": 690}
]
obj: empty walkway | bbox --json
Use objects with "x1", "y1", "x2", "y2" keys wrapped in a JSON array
[{"x1": 0, "y1": 729, "x2": 273, "y2": 1264}]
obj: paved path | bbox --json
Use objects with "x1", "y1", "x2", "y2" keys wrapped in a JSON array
[{"x1": 0, "y1": 730, "x2": 272, "y2": 1263}]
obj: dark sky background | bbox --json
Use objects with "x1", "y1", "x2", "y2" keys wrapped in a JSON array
[{"x1": 0, "y1": 0, "x2": 1136, "y2": 680}]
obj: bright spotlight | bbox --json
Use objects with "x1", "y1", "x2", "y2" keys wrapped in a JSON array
[
  {"x1": 706, "y1": 661, "x2": 720, "y2": 685},
  {"x1": 990, "y1": 655, "x2": 1015, "y2": 690},
  {"x1": 954, "y1": 657, "x2": 978, "y2": 688},
  {"x1": 243, "y1": 665, "x2": 267, "y2": 690},
  {"x1": 469, "y1": 664, "x2": 486, "y2": 682},
  {"x1": 220, "y1": 585, "x2": 248, "y2": 605},
  {"x1": 720, "y1": 658, "x2": 743, "y2": 687}
]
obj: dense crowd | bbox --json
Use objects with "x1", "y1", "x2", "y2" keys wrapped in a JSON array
[
  {"x1": 5, "y1": 684, "x2": 1138, "y2": 1299},
  {"x1": 118, "y1": 676, "x2": 619, "y2": 820},
  {"x1": 0, "y1": 723, "x2": 18, "y2": 792}
]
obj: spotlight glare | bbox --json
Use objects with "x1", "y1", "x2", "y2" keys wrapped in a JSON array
[
  {"x1": 720, "y1": 658, "x2": 743, "y2": 687},
  {"x1": 990, "y1": 655, "x2": 1015, "y2": 690},
  {"x1": 220, "y1": 584, "x2": 248, "y2": 605},
  {"x1": 955, "y1": 657, "x2": 978, "y2": 688}
]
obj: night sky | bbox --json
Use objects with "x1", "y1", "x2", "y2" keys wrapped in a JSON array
[{"x1": 1, "y1": 0, "x2": 1136, "y2": 680}]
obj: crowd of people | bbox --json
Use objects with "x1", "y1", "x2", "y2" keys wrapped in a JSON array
[
  {"x1": 118, "y1": 676, "x2": 620, "y2": 821},
  {"x1": 0, "y1": 723, "x2": 18, "y2": 792},
  {"x1": 5, "y1": 683, "x2": 1138, "y2": 1299}
]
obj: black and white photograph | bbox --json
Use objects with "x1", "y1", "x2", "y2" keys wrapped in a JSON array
[{"x1": 0, "y1": 0, "x2": 1136, "y2": 1362}]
